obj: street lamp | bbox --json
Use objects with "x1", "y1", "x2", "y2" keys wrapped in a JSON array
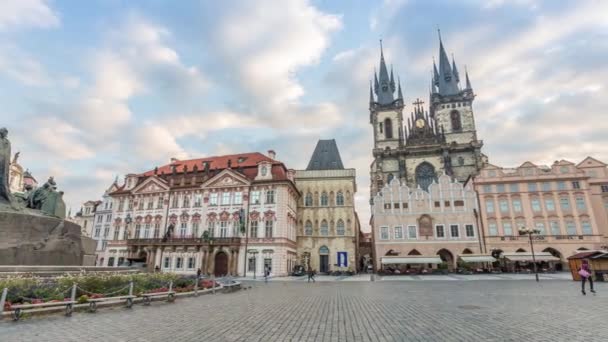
[
  {"x1": 248, "y1": 250, "x2": 258, "y2": 280},
  {"x1": 518, "y1": 225, "x2": 541, "y2": 282}
]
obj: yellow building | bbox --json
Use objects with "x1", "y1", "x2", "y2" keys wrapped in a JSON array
[{"x1": 295, "y1": 140, "x2": 360, "y2": 274}]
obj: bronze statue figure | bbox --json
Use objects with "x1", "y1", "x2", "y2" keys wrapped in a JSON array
[{"x1": 0, "y1": 127, "x2": 15, "y2": 207}]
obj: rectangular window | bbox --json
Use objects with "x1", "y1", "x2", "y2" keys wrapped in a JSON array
[
  {"x1": 450, "y1": 224, "x2": 459, "y2": 238},
  {"x1": 157, "y1": 197, "x2": 164, "y2": 209},
  {"x1": 108, "y1": 257, "x2": 115, "y2": 267},
  {"x1": 483, "y1": 185, "x2": 492, "y2": 193},
  {"x1": 179, "y1": 222, "x2": 187, "y2": 237},
  {"x1": 394, "y1": 226, "x2": 403, "y2": 239},
  {"x1": 572, "y1": 181, "x2": 580, "y2": 189},
  {"x1": 528, "y1": 183, "x2": 537, "y2": 192},
  {"x1": 566, "y1": 222, "x2": 577, "y2": 235},
  {"x1": 408, "y1": 226, "x2": 417, "y2": 239},
  {"x1": 221, "y1": 192, "x2": 231, "y2": 205},
  {"x1": 188, "y1": 257, "x2": 195, "y2": 269},
  {"x1": 393, "y1": 203, "x2": 400, "y2": 209},
  {"x1": 171, "y1": 196, "x2": 178, "y2": 208},
  {"x1": 512, "y1": 199, "x2": 522, "y2": 212},
  {"x1": 264, "y1": 258, "x2": 272, "y2": 273},
  {"x1": 557, "y1": 181, "x2": 567, "y2": 190},
  {"x1": 248, "y1": 257, "x2": 256, "y2": 271},
  {"x1": 147, "y1": 200, "x2": 153, "y2": 210},
  {"x1": 496, "y1": 184, "x2": 505, "y2": 193},
  {"x1": 208, "y1": 222, "x2": 215, "y2": 238},
  {"x1": 402, "y1": 202, "x2": 408, "y2": 209},
  {"x1": 465, "y1": 224, "x2": 475, "y2": 237},
  {"x1": 134, "y1": 224, "x2": 141, "y2": 238},
  {"x1": 192, "y1": 222, "x2": 199, "y2": 237},
  {"x1": 210, "y1": 193, "x2": 218, "y2": 206},
  {"x1": 101, "y1": 241, "x2": 107, "y2": 251},
  {"x1": 454, "y1": 200, "x2": 464, "y2": 207},
  {"x1": 542, "y1": 182, "x2": 551, "y2": 191},
  {"x1": 535, "y1": 222, "x2": 545, "y2": 235},
  {"x1": 176, "y1": 257, "x2": 183, "y2": 269},
  {"x1": 531, "y1": 199, "x2": 542, "y2": 212},
  {"x1": 602, "y1": 185, "x2": 608, "y2": 193},
  {"x1": 103, "y1": 225, "x2": 110, "y2": 238},
  {"x1": 138, "y1": 200, "x2": 144, "y2": 210},
  {"x1": 486, "y1": 201, "x2": 494, "y2": 213},
  {"x1": 266, "y1": 190, "x2": 275, "y2": 204},
  {"x1": 434, "y1": 201, "x2": 441, "y2": 208},
  {"x1": 163, "y1": 257, "x2": 170, "y2": 269},
  {"x1": 251, "y1": 191, "x2": 261, "y2": 204},
  {"x1": 384, "y1": 203, "x2": 391, "y2": 210},
  {"x1": 265, "y1": 221, "x2": 273, "y2": 238},
  {"x1": 502, "y1": 222, "x2": 512, "y2": 236},
  {"x1": 220, "y1": 221, "x2": 228, "y2": 237},
  {"x1": 234, "y1": 192, "x2": 243, "y2": 205},
  {"x1": 194, "y1": 194, "x2": 202, "y2": 207},
  {"x1": 545, "y1": 198, "x2": 555, "y2": 211},
  {"x1": 576, "y1": 197, "x2": 586, "y2": 210},
  {"x1": 488, "y1": 223, "x2": 498, "y2": 236},
  {"x1": 509, "y1": 183, "x2": 519, "y2": 192},
  {"x1": 182, "y1": 195, "x2": 190, "y2": 208},
  {"x1": 113, "y1": 228, "x2": 120, "y2": 240},
  {"x1": 250, "y1": 221, "x2": 258, "y2": 238},
  {"x1": 435, "y1": 225, "x2": 445, "y2": 238},
  {"x1": 581, "y1": 222, "x2": 592, "y2": 235},
  {"x1": 380, "y1": 227, "x2": 389, "y2": 240},
  {"x1": 97, "y1": 215, "x2": 102, "y2": 223},
  {"x1": 444, "y1": 201, "x2": 451, "y2": 207},
  {"x1": 560, "y1": 197, "x2": 570, "y2": 210},
  {"x1": 550, "y1": 221, "x2": 560, "y2": 236},
  {"x1": 154, "y1": 223, "x2": 160, "y2": 238},
  {"x1": 499, "y1": 200, "x2": 509, "y2": 213},
  {"x1": 94, "y1": 227, "x2": 101, "y2": 237},
  {"x1": 144, "y1": 224, "x2": 151, "y2": 238},
  {"x1": 128, "y1": 199, "x2": 133, "y2": 210}
]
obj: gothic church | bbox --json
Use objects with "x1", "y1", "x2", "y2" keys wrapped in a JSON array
[{"x1": 369, "y1": 35, "x2": 486, "y2": 201}]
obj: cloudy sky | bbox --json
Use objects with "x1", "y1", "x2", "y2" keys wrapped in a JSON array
[{"x1": 2, "y1": 0, "x2": 607, "y2": 229}]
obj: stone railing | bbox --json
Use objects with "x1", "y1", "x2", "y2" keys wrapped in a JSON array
[
  {"x1": 486, "y1": 235, "x2": 599, "y2": 243},
  {"x1": 127, "y1": 237, "x2": 242, "y2": 247}
]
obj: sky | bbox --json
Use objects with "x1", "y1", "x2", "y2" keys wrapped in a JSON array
[{"x1": 2, "y1": 0, "x2": 608, "y2": 231}]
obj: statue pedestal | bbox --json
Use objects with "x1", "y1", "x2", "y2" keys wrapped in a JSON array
[{"x1": 0, "y1": 211, "x2": 85, "y2": 265}]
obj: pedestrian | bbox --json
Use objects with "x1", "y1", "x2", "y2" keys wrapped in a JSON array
[
  {"x1": 579, "y1": 259, "x2": 596, "y2": 295},
  {"x1": 264, "y1": 266, "x2": 269, "y2": 283},
  {"x1": 308, "y1": 266, "x2": 316, "y2": 283},
  {"x1": 197, "y1": 268, "x2": 202, "y2": 279}
]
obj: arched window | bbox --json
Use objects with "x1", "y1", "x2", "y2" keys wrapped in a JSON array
[
  {"x1": 384, "y1": 118, "x2": 393, "y2": 139},
  {"x1": 450, "y1": 110, "x2": 462, "y2": 131},
  {"x1": 320, "y1": 192, "x2": 328, "y2": 206},
  {"x1": 415, "y1": 162, "x2": 437, "y2": 191},
  {"x1": 320, "y1": 220, "x2": 329, "y2": 236},
  {"x1": 305, "y1": 221, "x2": 313, "y2": 236},
  {"x1": 336, "y1": 220, "x2": 345, "y2": 235},
  {"x1": 387, "y1": 173, "x2": 394, "y2": 184},
  {"x1": 319, "y1": 246, "x2": 329, "y2": 254},
  {"x1": 336, "y1": 191, "x2": 345, "y2": 206},
  {"x1": 305, "y1": 193, "x2": 313, "y2": 206}
]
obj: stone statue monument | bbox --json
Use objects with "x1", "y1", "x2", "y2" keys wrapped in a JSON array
[{"x1": 0, "y1": 128, "x2": 89, "y2": 265}]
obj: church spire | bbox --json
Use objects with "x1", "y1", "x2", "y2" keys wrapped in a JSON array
[
  {"x1": 397, "y1": 76, "x2": 403, "y2": 101},
  {"x1": 451, "y1": 54, "x2": 460, "y2": 84},
  {"x1": 390, "y1": 65, "x2": 396, "y2": 92},
  {"x1": 465, "y1": 65, "x2": 472, "y2": 90},
  {"x1": 369, "y1": 80, "x2": 375, "y2": 106},
  {"x1": 375, "y1": 39, "x2": 395, "y2": 105},
  {"x1": 436, "y1": 29, "x2": 459, "y2": 96}
]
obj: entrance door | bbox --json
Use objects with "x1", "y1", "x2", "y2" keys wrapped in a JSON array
[
  {"x1": 214, "y1": 252, "x2": 228, "y2": 276},
  {"x1": 320, "y1": 255, "x2": 329, "y2": 273}
]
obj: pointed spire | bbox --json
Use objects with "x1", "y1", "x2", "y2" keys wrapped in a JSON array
[
  {"x1": 436, "y1": 29, "x2": 459, "y2": 95},
  {"x1": 390, "y1": 65, "x2": 396, "y2": 92},
  {"x1": 376, "y1": 39, "x2": 395, "y2": 104},
  {"x1": 369, "y1": 80, "x2": 375, "y2": 105},
  {"x1": 465, "y1": 65, "x2": 472, "y2": 90},
  {"x1": 374, "y1": 69, "x2": 379, "y2": 93},
  {"x1": 397, "y1": 76, "x2": 403, "y2": 101},
  {"x1": 432, "y1": 57, "x2": 439, "y2": 87},
  {"x1": 451, "y1": 53, "x2": 460, "y2": 83}
]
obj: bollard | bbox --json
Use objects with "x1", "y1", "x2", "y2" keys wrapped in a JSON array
[
  {"x1": 370, "y1": 274, "x2": 375, "y2": 282},
  {"x1": 168, "y1": 280, "x2": 173, "y2": 292},
  {"x1": 0, "y1": 288, "x2": 7, "y2": 320},
  {"x1": 194, "y1": 277, "x2": 199, "y2": 297},
  {"x1": 71, "y1": 283, "x2": 77, "y2": 301},
  {"x1": 212, "y1": 275, "x2": 216, "y2": 295},
  {"x1": 129, "y1": 281, "x2": 134, "y2": 296}
]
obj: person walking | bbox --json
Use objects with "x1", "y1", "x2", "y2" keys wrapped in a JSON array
[
  {"x1": 308, "y1": 266, "x2": 316, "y2": 283},
  {"x1": 197, "y1": 268, "x2": 202, "y2": 279},
  {"x1": 264, "y1": 266, "x2": 269, "y2": 283},
  {"x1": 579, "y1": 260, "x2": 596, "y2": 295}
]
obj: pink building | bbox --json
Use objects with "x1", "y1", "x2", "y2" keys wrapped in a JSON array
[{"x1": 473, "y1": 159, "x2": 605, "y2": 270}]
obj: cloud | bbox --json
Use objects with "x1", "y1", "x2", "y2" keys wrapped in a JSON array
[{"x1": 0, "y1": 0, "x2": 60, "y2": 31}]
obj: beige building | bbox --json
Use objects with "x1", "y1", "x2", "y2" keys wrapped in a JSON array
[
  {"x1": 372, "y1": 174, "x2": 484, "y2": 271},
  {"x1": 473, "y1": 159, "x2": 606, "y2": 270},
  {"x1": 295, "y1": 140, "x2": 360, "y2": 274}
]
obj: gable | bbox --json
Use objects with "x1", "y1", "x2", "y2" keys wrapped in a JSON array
[
  {"x1": 132, "y1": 176, "x2": 169, "y2": 194},
  {"x1": 577, "y1": 156, "x2": 607, "y2": 168},
  {"x1": 519, "y1": 161, "x2": 537, "y2": 168},
  {"x1": 481, "y1": 163, "x2": 501, "y2": 170},
  {"x1": 202, "y1": 169, "x2": 251, "y2": 188},
  {"x1": 554, "y1": 159, "x2": 575, "y2": 166}
]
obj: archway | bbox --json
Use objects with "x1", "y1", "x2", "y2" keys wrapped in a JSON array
[
  {"x1": 319, "y1": 246, "x2": 330, "y2": 274},
  {"x1": 437, "y1": 249, "x2": 455, "y2": 270},
  {"x1": 543, "y1": 247, "x2": 563, "y2": 271},
  {"x1": 516, "y1": 248, "x2": 526, "y2": 252},
  {"x1": 462, "y1": 248, "x2": 473, "y2": 255},
  {"x1": 214, "y1": 251, "x2": 229, "y2": 277},
  {"x1": 415, "y1": 162, "x2": 437, "y2": 191},
  {"x1": 408, "y1": 249, "x2": 421, "y2": 256}
]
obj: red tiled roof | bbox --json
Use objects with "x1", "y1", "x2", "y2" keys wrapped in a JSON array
[{"x1": 140, "y1": 152, "x2": 274, "y2": 177}]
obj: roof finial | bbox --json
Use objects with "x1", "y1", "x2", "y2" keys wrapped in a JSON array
[
  {"x1": 380, "y1": 38, "x2": 384, "y2": 58},
  {"x1": 437, "y1": 28, "x2": 442, "y2": 42},
  {"x1": 397, "y1": 76, "x2": 403, "y2": 100},
  {"x1": 369, "y1": 80, "x2": 374, "y2": 105},
  {"x1": 465, "y1": 65, "x2": 472, "y2": 90}
]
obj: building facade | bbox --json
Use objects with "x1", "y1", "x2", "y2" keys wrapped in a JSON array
[
  {"x1": 295, "y1": 140, "x2": 360, "y2": 274},
  {"x1": 75, "y1": 200, "x2": 101, "y2": 237},
  {"x1": 372, "y1": 174, "x2": 481, "y2": 270},
  {"x1": 108, "y1": 151, "x2": 299, "y2": 277},
  {"x1": 369, "y1": 36, "x2": 485, "y2": 202},
  {"x1": 473, "y1": 159, "x2": 605, "y2": 269}
]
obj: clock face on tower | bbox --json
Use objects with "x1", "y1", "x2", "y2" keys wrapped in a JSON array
[{"x1": 415, "y1": 118, "x2": 425, "y2": 128}]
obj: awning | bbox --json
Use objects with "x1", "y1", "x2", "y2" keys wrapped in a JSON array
[
  {"x1": 381, "y1": 256, "x2": 443, "y2": 265},
  {"x1": 503, "y1": 252, "x2": 560, "y2": 262},
  {"x1": 459, "y1": 255, "x2": 496, "y2": 263}
]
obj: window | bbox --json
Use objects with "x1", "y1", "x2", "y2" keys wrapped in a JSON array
[
  {"x1": 248, "y1": 257, "x2": 255, "y2": 271},
  {"x1": 394, "y1": 226, "x2": 403, "y2": 239},
  {"x1": 266, "y1": 190, "x2": 275, "y2": 204},
  {"x1": 602, "y1": 185, "x2": 608, "y2": 193},
  {"x1": 128, "y1": 199, "x2": 133, "y2": 210},
  {"x1": 305, "y1": 193, "x2": 313, "y2": 206},
  {"x1": 560, "y1": 166, "x2": 569, "y2": 174},
  {"x1": 163, "y1": 257, "x2": 170, "y2": 269},
  {"x1": 157, "y1": 197, "x2": 164, "y2": 209},
  {"x1": 434, "y1": 201, "x2": 441, "y2": 208},
  {"x1": 499, "y1": 200, "x2": 509, "y2": 213},
  {"x1": 402, "y1": 202, "x2": 409, "y2": 209},
  {"x1": 380, "y1": 227, "x2": 389, "y2": 240},
  {"x1": 103, "y1": 225, "x2": 110, "y2": 238},
  {"x1": 138, "y1": 201, "x2": 144, "y2": 210},
  {"x1": 154, "y1": 223, "x2": 160, "y2": 238},
  {"x1": 192, "y1": 222, "x2": 199, "y2": 237},
  {"x1": 509, "y1": 183, "x2": 519, "y2": 192},
  {"x1": 147, "y1": 200, "x2": 154, "y2": 210},
  {"x1": 528, "y1": 183, "x2": 537, "y2": 192},
  {"x1": 320, "y1": 220, "x2": 328, "y2": 236},
  {"x1": 94, "y1": 226, "x2": 100, "y2": 237},
  {"x1": 176, "y1": 257, "x2": 183, "y2": 269},
  {"x1": 502, "y1": 222, "x2": 512, "y2": 236},
  {"x1": 265, "y1": 220, "x2": 273, "y2": 238},
  {"x1": 220, "y1": 221, "x2": 227, "y2": 238},
  {"x1": 108, "y1": 257, "x2": 115, "y2": 267},
  {"x1": 97, "y1": 215, "x2": 103, "y2": 223},
  {"x1": 231, "y1": 192, "x2": 242, "y2": 205},
  {"x1": 557, "y1": 181, "x2": 566, "y2": 190},
  {"x1": 576, "y1": 197, "x2": 586, "y2": 210},
  {"x1": 454, "y1": 200, "x2": 464, "y2": 207},
  {"x1": 84, "y1": 221, "x2": 88, "y2": 229},
  {"x1": 572, "y1": 181, "x2": 580, "y2": 189},
  {"x1": 144, "y1": 224, "x2": 151, "y2": 238},
  {"x1": 179, "y1": 222, "x2": 187, "y2": 237},
  {"x1": 384, "y1": 118, "x2": 393, "y2": 138},
  {"x1": 337, "y1": 220, "x2": 345, "y2": 236},
  {"x1": 86, "y1": 207, "x2": 91, "y2": 214},
  {"x1": 188, "y1": 257, "x2": 195, "y2": 269},
  {"x1": 488, "y1": 223, "x2": 498, "y2": 236},
  {"x1": 486, "y1": 201, "x2": 495, "y2": 213},
  {"x1": 117, "y1": 257, "x2": 124, "y2": 266},
  {"x1": 545, "y1": 198, "x2": 555, "y2": 211},
  {"x1": 436, "y1": 225, "x2": 445, "y2": 238},
  {"x1": 208, "y1": 222, "x2": 215, "y2": 238},
  {"x1": 394, "y1": 203, "x2": 400, "y2": 209},
  {"x1": 512, "y1": 199, "x2": 522, "y2": 212},
  {"x1": 483, "y1": 185, "x2": 492, "y2": 193},
  {"x1": 444, "y1": 224, "x2": 458, "y2": 239},
  {"x1": 194, "y1": 194, "x2": 202, "y2": 207},
  {"x1": 542, "y1": 182, "x2": 552, "y2": 191},
  {"x1": 221, "y1": 192, "x2": 230, "y2": 205},
  {"x1": 320, "y1": 192, "x2": 328, "y2": 206},
  {"x1": 251, "y1": 191, "x2": 261, "y2": 204},
  {"x1": 465, "y1": 224, "x2": 475, "y2": 237},
  {"x1": 531, "y1": 199, "x2": 542, "y2": 212},
  {"x1": 171, "y1": 196, "x2": 178, "y2": 208},
  {"x1": 336, "y1": 192, "x2": 345, "y2": 206},
  {"x1": 550, "y1": 221, "x2": 560, "y2": 236},
  {"x1": 582, "y1": 222, "x2": 592, "y2": 235},
  {"x1": 113, "y1": 227, "x2": 120, "y2": 240},
  {"x1": 408, "y1": 226, "x2": 417, "y2": 239},
  {"x1": 379, "y1": 122, "x2": 383, "y2": 134},
  {"x1": 250, "y1": 221, "x2": 258, "y2": 237},
  {"x1": 496, "y1": 184, "x2": 505, "y2": 193},
  {"x1": 304, "y1": 221, "x2": 312, "y2": 236},
  {"x1": 450, "y1": 110, "x2": 462, "y2": 131},
  {"x1": 101, "y1": 241, "x2": 107, "y2": 251},
  {"x1": 535, "y1": 222, "x2": 545, "y2": 235},
  {"x1": 134, "y1": 224, "x2": 141, "y2": 238},
  {"x1": 566, "y1": 222, "x2": 577, "y2": 235},
  {"x1": 264, "y1": 258, "x2": 272, "y2": 273},
  {"x1": 560, "y1": 197, "x2": 570, "y2": 210},
  {"x1": 444, "y1": 201, "x2": 451, "y2": 207},
  {"x1": 183, "y1": 196, "x2": 190, "y2": 208},
  {"x1": 117, "y1": 200, "x2": 124, "y2": 211},
  {"x1": 210, "y1": 193, "x2": 218, "y2": 206}
]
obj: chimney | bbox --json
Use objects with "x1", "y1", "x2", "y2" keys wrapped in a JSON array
[
  {"x1": 171, "y1": 157, "x2": 178, "y2": 163},
  {"x1": 268, "y1": 150, "x2": 276, "y2": 159}
]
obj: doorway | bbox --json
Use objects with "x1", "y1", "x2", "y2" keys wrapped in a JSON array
[
  {"x1": 214, "y1": 251, "x2": 228, "y2": 276},
  {"x1": 319, "y1": 246, "x2": 330, "y2": 273}
]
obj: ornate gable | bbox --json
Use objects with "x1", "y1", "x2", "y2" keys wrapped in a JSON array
[
  {"x1": 202, "y1": 169, "x2": 251, "y2": 188},
  {"x1": 131, "y1": 176, "x2": 169, "y2": 194},
  {"x1": 576, "y1": 157, "x2": 606, "y2": 168}
]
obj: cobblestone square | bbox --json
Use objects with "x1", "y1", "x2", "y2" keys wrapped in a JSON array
[{"x1": 2, "y1": 280, "x2": 607, "y2": 341}]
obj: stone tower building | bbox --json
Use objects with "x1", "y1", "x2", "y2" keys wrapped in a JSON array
[{"x1": 369, "y1": 34, "x2": 486, "y2": 202}]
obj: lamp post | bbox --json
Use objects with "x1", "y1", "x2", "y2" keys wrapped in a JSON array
[
  {"x1": 249, "y1": 250, "x2": 258, "y2": 280},
  {"x1": 518, "y1": 226, "x2": 541, "y2": 282}
]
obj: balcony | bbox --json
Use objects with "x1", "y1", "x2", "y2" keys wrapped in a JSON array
[
  {"x1": 486, "y1": 235, "x2": 600, "y2": 243},
  {"x1": 127, "y1": 237, "x2": 242, "y2": 247}
]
